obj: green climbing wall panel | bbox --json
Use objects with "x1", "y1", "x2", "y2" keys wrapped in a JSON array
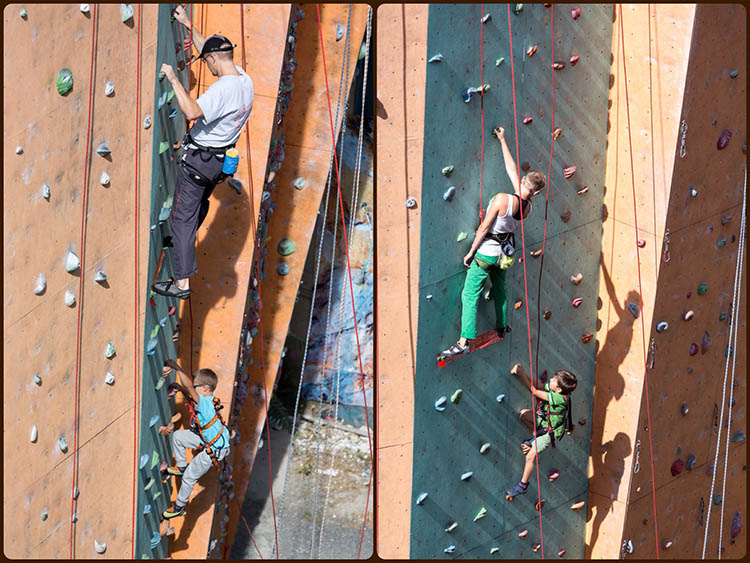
[
  {"x1": 411, "y1": 4, "x2": 613, "y2": 558},
  {"x1": 134, "y1": 4, "x2": 192, "y2": 558}
]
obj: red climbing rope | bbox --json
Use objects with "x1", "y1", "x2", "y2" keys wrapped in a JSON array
[
  {"x1": 69, "y1": 5, "x2": 97, "y2": 558},
  {"x1": 506, "y1": 5, "x2": 545, "y2": 556},
  {"x1": 234, "y1": 497, "x2": 265, "y2": 558},
  {"x1": 315, "y1": 5, "x2": 373, "y2": 558},
  {"x1": 479, "y1": 4, "x2": 485, "y2": 220},
  {"x1": 618, "y1": 5, "x2": 660, "y2": 557},
  {"x1": 131, "y1": 4, "x2": 143, "y2": 559}
]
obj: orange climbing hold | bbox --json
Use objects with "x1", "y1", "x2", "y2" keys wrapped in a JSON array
[
  {"x1": 526, "y1": 45, "x2": 538, "y2": 57},
  {"x1": 530, "y1": 249, "x2": 543, "y2": 258},
  {"x1": 571, "y1": 501, "x2": 585, "y2": 510},
  {"x1": 552, "y1": 61, "x2": 565, "y2": 70},
  {"x1": 581, "y1": 332, "x2": 593, "y2": 343},
  {"x1": 563, "y1": 165, "x2": 577, "y2": 179},
  {"x1": 552, "y1": 127, "x2": 562, "y2": 140}
]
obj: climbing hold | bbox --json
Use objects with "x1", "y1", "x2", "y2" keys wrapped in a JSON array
[
  {"x1": 227, "y1": 179, "x2": 243, "y2": 194},
  {"x1": 144, "y1": 504, "x2": 151, "y2": 515},
  {"x1": 548, "y1": 469, "x2": 560, "y2": 481},
  {"x1": 526, "y1": 45, "x2": 537, "y2": 57},
  {"x1": 563, "y1": 166, "x2": 577, "y2": 179},
  {"x1": 73, "y1": 487, "x2": 79, "y2": 500},
  {"x1": 543, "y1": 310, "x2": 551, "y2": 320},
  {"x1": 581, "y1": 333, "x2": 593, "y2": 344},
  {"x1": 530, "y1": 249, "x2": 543, "y2": 258},
  {"x1": 523, "y1": 116, "x2": 533, "y2": 125},
  {"x1": 58, "y1": 436, "x2": 68, "y2": 453},
  {"x1": 64, "y1": 290, "x2": 76, "y2": 307},
  {"x1": 717, "y1": 237, "x2": 727, "y2": 248},
  {"x1": 482, "y1": 13, "x2": 491, "y2": 23},
  {"x1": 277, "y1": 263, "x2": 290, "y2": 276},
  {"x1": 425, "y1": 295, "x2": 433, "y2": 301},
  {"x1": 41, "y1": 183, "x2": 51, "y2": 200},
  {"x1": 513, "y1": 4, "x2": 524, "y2": 15},
  {"x1": 713, "y1": 495, "x2": 722, "y2": 506},
  {"x1": 293, "y1": 177, "x2": 306, "y2": 190},
  {"x1": 451, "y1": 389, "x2": 462, "y2": 403},
  {"x1": 697, "y1": 282, "x2": 708, "y2": 295},
  {"x1": 570, "y1": 55, "x2": 580, "y2": 66},
  {"x1": 717, "y1": 129, "x2": 732, "y2": 150},
  {"x1": 444, "y1": 545, "x2": 456, "y2": 554},
  {"x1": 104, "y1": 81, "x2": 115, "y2": 97},
  {"x1": 496, "y1": 57, "x2": 505, "y2": 66},
  {"x1": 532, "y1": 543, "x2": 542, "y2": 552},
  {"x1": 627, "y1": 303, "x2": 639, "y2": 318},
  {"x1": 335, "y1": 24, "x2": 345, "y2": 41},
  {"x1": 30, "y1": 425, "x2": 38, "y2": 443},
  {"x1": 143, "y1": 115, "x2": 152, "y2": 129},
  {"x1": 689, "y1": 343, "x2": 698, "y2": 356},
  {"x1": 474, "y1": 507, "x2": 487, "y2": 521},
  {"x1": 637, "y1": 239, "x2": 646, "y2": 247},
  {"x1": 689, "y1": 187, "x2": 698, "y2": 197},
  {"x1": 435, "y1": 396, "x2": 448, "y2": 411},
  {"x1": 104, "y1": 371, "x2": 115, "y2": 385},
  {"x1": 146, "y1": 337, "x2": 158, "y2": 355},
  {"x1": 680, "y1": 403, "x2": 689, "y2": 416},
  {"x1": 514, "y1": 299, "x2": 523, "y2": 309},
  {"x1": 682, "y1": 310, "x2": 694, "y2": 321},
  {"x1": 443, "y1": 187, "x2": 456, "y2": 201},
  {"x1": 94, "y1": 270, "x2": 107, "y2": 283},
  {"x1": 94, "y1": 539, "x2": 107, "y2": 554},
  {"x1": 671, "y1": 459, "x2": 684, "y2": 476},
  {"x1": 577, "y1": 185, "x2": 589, "y2": 195},
  {"x1": 552, "y1": 127, "x2": 563, "y2": 140},
  {"x1": 80, "y1": 4, "x2": 90, "y2": 13},
  {"x1": 41, "y1": 508, "x2": 48, "y2": 521},
  {"x1": 686, "y1": 453, "x2": 696, "y2": 470},
  {"x1": 731, "y1": 431, "x2": 745, "y2": 443},
  {"x1": 428, "y1": 54, "x2": 443, "y2": 64},
  {"x1": 496, "y1": 394, "x2": 505, "y2": 403},
  {"x1": 158, "y1": 141, "x2": 169, "y2": 154},
  {"x1": 662, "y1": 540, "x2": 672, "y2": 549},
  {"x1": 571, "y1": 7, "x2": 581, "y2": 19},
  {"x1": 571, "y1": 272, "x2": 583, "y2": 285},
  {"x1": 457, "y1": 232, "x2": 468, "y2": 242},
  {"x1": 730, "y1": 70, "x2": 739, "y2": 78},
  {"x1": 480, "y1": 442, "x2": 491, "y2": 454},
  {"x1": 120, "y1": 3, "x2": 134, "y2": 22},
  {"x1": 571, "y1": 500, "x2": 585, "y2": 510},
  {"x1": 701, "y1": 331, "x2": 711, "y2": 354},
  {"x1": 445, "y1": 522, "x2": 458, "y2": 532},
  {"x1": 416, "y1": 492, "x2": 428, "y2": 505},
  {"x1": 66, "y1": 251, "x2": 81, "y2": 273},
  {"x1": 405, "y1": 197, "x2": 417, "y2": 208},
  {"x1": 168, "y1": 108, "x2": 177, "y2": 119},
  {"x1": 731, "y1": 512, "x2": 742, "y2": 538},
  {"x1": 56, "y1": 69, "x2": 74, "y2": 96},
  {"x1": 34, "y1": 273, "x2": 47, "y2": 295},
  {"x1": 490, "y1": 547, "x2": 500, "y2": 554},
  {"x1": 275, "y1": 238, "x2": 297, "y2": 257},
  {"x1": 442, "y1": 165, "x2": 454, "y2": 176},
  {"x1": 572, "y1": 297, "x2": 583, "y2": 308},
  {"x1": 558, "y1": 549, "x2": 566, "y2": 557},
  {"x1": 139, "y1": 453, "x2": 148, "y2": 469},
  {"x1": 105, "y1": 341, "x2": 116, "y2": 359},
  {"x1": 100, "y1": 171, "x2": 110, "y2": 186},
  {"x1": 20, "y1": 8, "x2": 28, "y2": 18},
  {"x1": 518, "y1": 529, "x2": 528, "y2": 538},
  {"x1": 521, "y1": 161, "x2": 531, "y2": 172},
  {"x1": 560, "y1": 211, "x2": 571, "y2": 223},
  {"x1": 461, "y1": 471, "x2": 473, "y2": 481},
  {"x1": 721, "y1": 214, "x2": 733, "y2": 225},
  {"x1": 552, "y1": 62, "x2": 565, "y2": 70},
  {"x1": 157, "y1": 91, "x2": 167, "y2": 109},
  {"x1": 16, "y1": 146, "x2": 23, "y2": 155},
  {"x1": 34, "y1": 374, "x2": 42, "y2": 385},
  {"x1": 656, "y1": 321, "x2": 669, "y2": 333}
]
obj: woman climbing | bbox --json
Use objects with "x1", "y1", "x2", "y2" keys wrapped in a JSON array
[{"x1": 439, "y1": 126, "x2": 545, "y2": 359}]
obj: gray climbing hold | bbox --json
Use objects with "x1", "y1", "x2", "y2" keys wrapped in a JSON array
[
  {"x1": 457, "y1": 232, "x2": 468, "y2": 242},
  {"x1": 444, "y1": 545, "x2": 456, "y2": 554},
  {"x1": 656, "y1": 321, "x2": 669, "y2": 333},
  {"x1": 513, "y1": 4, "x2": 524, "y2": 15},
  {"x1": 496, "y1": 394, "x2": 505, "y2": 403},
  {"x1": 428, "y1": 53, "x2": 443, "y2": 63},
  {"x1": 227, "y1": 179, "x2": 243, "y2": 194},
  {"x1": 416, "y1": 492, "x2": 428, "y2": 505},
  {"x1": 442, "y1": 165, "x2": 454, "y2": 176},
  {"x1": 443, "y1": 186, "x2": 456, "y2": 201},
  {"x1": 405, "y1": 197, "x2": 417, "y2": 208},
  {"x1": 445, "y1": 522, "x2": 458, "y2": 532},
  {"x1": 435, "y1": 396, "x2": 448, "y2": 411},
  {"x1": 143, "y1": 115, "x2": 152, "y2": 129},
  {"x1": 94, "y1": 270, "x2": 107, "y2": 283},
  {"x1": 461, "y1": 471, "x2": 473, "y2": 481},
  {"x1": 627, "y1": 303, "x2": 639, "y2": 318},
  {"x1": 94, "y1": 539, "x2": 107, "y2": 554},
  {"x1": 104, "y1": 81, "x2": 115, "y2": 97},
  {"x1": 120, "y1": 3, "x2": 134, "y2": 22},
  {"x1": 277, "y1": 263, "x2": 290, "y2": 276},
  {"x1": 480, "y1": 442, "x2": 491, "y2": 454},
  {"x1": 34, "y1": 273, "x2": 47, "y2": 295},
  {"x1": 16, "y1": 146, "x2": 23, "y2": 154},
  {"x1": 100, "y1": 171, "x2": 110, "y2": 186},
  {"x1": 105, "y1": 371, "x2": 115, "y2": 385},
  {"x1": 335, "y1": 24, "x2": 345, "y2": 41},
  {"x1": 20, "y1": 8, "x2": 28, "y2": 18},
  {"x1": 30, "y1": 425, "x2": 38, "y2": 443},
  {"x1": 34, "y1": 374, "x2": 42, "y2": 385},
  {"x1": 686, "y1": 453, "x2": 696, "y2": 470},
  {"x1": 80, "y1": 4, "x2": 90, "y2": 14},
  {"x1": 64, "y1": 290, "x2": 76, "y2": 307},
  {"x1": 41, "y1": 183, "x2": 51, "y2": 200},
  {"x1": 277, "y1": 238, "x2": 296, "y2": 256},
  {"x1": 58, "y1": 436, "x2": 68, "y2": 453},
  {"x1": 105, "y1": 341, "x2": 116, "y2": 358},
  {"x1": 66, "y1": 251, "x2": 81, "y2": 273},
  {"x1": 56, "y1": 69, "x2": 74, "y2": 96},
  {"x1": 41, "y1": 508, "x2": 48, "y2": 521},
  {"x1": 730, "y1": 70, "x2": 739, "y2": 79},
  {"x1": 293, "y1": 177, "x2": 305, "y2": 190}
]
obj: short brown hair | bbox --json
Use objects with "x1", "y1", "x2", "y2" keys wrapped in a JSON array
[
  {"x1": 554, "y1": 369, "x2": 577, "y2": 395},
  {"x1": 194, "y1": 368, "x2": 218, "y2": 392},
  {"x1": 526, "y1": 170, "x2": 546, "y2": 193}
]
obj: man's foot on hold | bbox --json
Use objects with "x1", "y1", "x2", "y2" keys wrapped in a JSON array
[
  {"x1": 162, "y1": 504, "x2": 186, "y2": 519},
  {"x1": 166, "y1": 465, "x2": 186, "y2": 476},
  {"x1": 152, "y1": 279, "x2": 191, "y2": 299},
  {"x1": 505, "y1": 482, "x2": 529, "y2": 501},
  {"x1": 440, "y1": 341, "x2": 469, "y2": 358}
]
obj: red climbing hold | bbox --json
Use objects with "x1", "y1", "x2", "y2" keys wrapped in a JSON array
[
  {"x1": 581, "y1": 333, "x2": 593, "y2": 343},
  {"x1": 689, "y1": 342, "x2": 698, "y2": 356},
  {"x1": 521, "y1": 161, "x2": 531, "y2": 171},
  {"x1": 572, "y1": 297, "x2": 583, "y2": 308},
  {"x1": 569, "y1": 55, "x2": 580, "y2": 66},
  {"x1": 150, "y1": 297, "x2": 157, "y2": 307},
  {"x1": 548, "y1": 469, "x2": 560, "y2": 481},
  {"x1": 563, "y1": 165, "x2": 577, "y2": 179},
  {"x1": 552, "y1": 62, "x2": 565, "y2": 70},
  {"x1": 717, "y1": 129, "x2": 732, "y2": 150},
  {"x1": 671, "y1": 459, "x2": 684, "y2": 476},
  {"x1": 523, "y1": 116, "x2": 533, "y2": 125},
  {"x1": 519, "y1": 529, "x2": 528, "y2": 539},
  {"x1": 637, "y1": 239, "x2": 646, "y2": 247},
  {"x1": 571, "y1": 7, "x2": 581, "y2": 19},
  {"x1": 578, "y1": 417, "x2": 587, "y2": 426},
  {"x1": 731, "y1": 512, "x2": 742, "y2": 538},
  {"x1": 561, "y1": 211, "x2": 572, "y2": 223},
  {"x1": 558, "y1": 549, "x2": 566, "y2": 557},
  {"x1": 701, "y1": 331, "x2": 711, "y2": 354},
  {"x1": 543, "y1": 310, "x2": 552, "y2": 320},
  {"x1": 526, "y1": 45, "x2": 538, "y2": 57},
  {"x1": 577, "y1": 185, "x2": 589, "y2": 195},
  {"x1": 535, "y1": 498, "x2": 546, "y2": 510},
  {"x1": 540, "y1": 370, "x2": 549, "y2": 383}
]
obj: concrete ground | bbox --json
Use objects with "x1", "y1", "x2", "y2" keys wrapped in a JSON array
[{"x1": 230, "y1": 413, "x2": 373, "y2": 559}]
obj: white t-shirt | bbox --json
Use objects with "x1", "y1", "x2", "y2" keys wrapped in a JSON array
[{"x1": 190, "y1": 65, "x2": 254, "y2": 147}]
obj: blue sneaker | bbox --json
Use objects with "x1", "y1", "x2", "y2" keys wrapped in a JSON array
[{"x1": 505, "y1": 483, "x2": 528, "y2": 501}]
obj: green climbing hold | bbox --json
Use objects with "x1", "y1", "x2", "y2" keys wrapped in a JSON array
[
  {"x1": 730, "y1": 70, "x2": 739, "y2": 78},
  {"x1": 473, "y1": 507, "x2": 487, "y2": 521},
  {"x1": 731, "y1": 431, "x2": 745, "y2": 443},
  {"x1": 277, "y1": 238, "x2": 296, "y2": 256},
  {"x1": 166, "y1": 89, "x2": 175, "y2": 103},
  {"x1": 697, "y1": 282, "x2": 708, "y2": 295},
  {"x1": 442, "y1": 165, "x2": 454, "y2": 176},
  {"x1": 151, "y1": 450, "x2": 160, "y2": 470},
  {"x1": 495, "y1": 57, "x2": 505, "y2": 66},
  {"x1": 358, "y1": 42, "x2": 366, "y2": 61},
  {"x1": 717, "y1": 237, "x2": 727, "y2": 248},
  {"x1": 20, "y1": 8, "x2": 28, "y2": 18},
  {"x1": 450, "y1": 389, "x2": 462, "y2": 404},
  {"x1": 105, "y1": 341, "x2": 116, "y2": 359},
  {"x1": 159, "y1": 141, "x2": 170, "y2": 154},
  {"x1": 56, "y1": 68, "x2": 74, "y2": 96},
  {"x1": 293, "y1": 177, "x2": 305, "y2": 190},
  {"x1": 457, "y1": 232, "x2": 468, "y2": 242},
  {"x1": 41, "y1": 508, "x2": 48, "y2": 521},
  {"x1": 719, "y1": 312, "x2": 728, "y2": 321},
  {"x1": 513, "y1": 4, "x2": 524, "y2": 15},
  {"x1": 159, "y1": 71, "x2": 166, "y2": 80}
]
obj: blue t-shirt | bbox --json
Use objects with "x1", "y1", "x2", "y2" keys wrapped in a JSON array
[{"x1": 196, "y1": 395, "x2": 230, "y2": 450}]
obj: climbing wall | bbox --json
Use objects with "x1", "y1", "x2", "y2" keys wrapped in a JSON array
[
  {"x1": 613, "y1": 5, "x2": 747, "y2": 558},
  {"x1": 410, "y1": 4, "x2": 612, "y2": 558},
  {"x1": 221, "y1": 4, "x2": 371, "y2": 556},
  {"x1": 4, "y1": 4, "x2": 157, "y2": 558}
]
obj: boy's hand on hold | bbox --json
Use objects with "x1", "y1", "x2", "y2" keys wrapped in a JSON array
[
  {"x1": 510, "y1": 363, "x2": 523, "y2": 377},
  {"x1": 494, "y1": 126, "x2": 505, "y2": 141},
  {"x1": 158, "y1": 423, "x2": 175, "y2": 436}
]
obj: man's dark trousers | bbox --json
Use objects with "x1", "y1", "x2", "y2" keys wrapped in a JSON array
[{"x1": 170, "y1": 147, "x2": 226, "y2": 279}]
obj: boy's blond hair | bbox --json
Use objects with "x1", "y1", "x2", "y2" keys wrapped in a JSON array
[{"x1": 194, "y1": 368, "x2": 218, "y2": 392}]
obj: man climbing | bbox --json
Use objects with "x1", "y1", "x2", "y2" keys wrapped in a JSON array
[
  {"x1": 161, "y1": 359, "x2": 231, "y2": 519},
  {"x1": 439, "y1": 126, "x2": 545, "y2": 359},
  {"x1": 505, "y1": 363, "x2": 577, "y2": 501},
  {"x1": 152, "y1": 4, "x2": 254, "y2": 300}
]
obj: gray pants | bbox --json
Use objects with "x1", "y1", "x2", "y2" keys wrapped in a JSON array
[
  {"x1": 171, "y1": 429, "x2": 229, "y2": 507},
  {"x1": 170, "y1": 147, "x2": 227, "y2": 279}
]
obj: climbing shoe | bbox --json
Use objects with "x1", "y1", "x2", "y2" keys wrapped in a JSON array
[
  {"x1": 440, "y1": 341, "x2": 469, "y2": 359},
  {"x1": 505, "y1": 483, "x2": 528, "y2": 501},
  {"x1": 166, "y1": 465, "x2": 186, "y2": 476},
  {"x1": 152, "y1": 279, "x2": 191, "y2": 300},
  {"x1": 162, "y1": 504, "x2": 186, "y2": 519}
]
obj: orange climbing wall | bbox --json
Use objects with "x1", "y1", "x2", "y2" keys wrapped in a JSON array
[
  {"x1": 165, "y1": 4, "x2": 291, "y2": 559},
  {"x1": 224, "y1": 3, "x2": 370, "y2": 555},
  {"x1": 586, "y1": 4, "x2": 697, "y2": 557},
  {"x1": 594, "y1": 4, "x2": 746, "y2": 558},
  {"x1": 4, "y1": 4, "x2": 157, "y2": 558},
  {"x1": 375, "y1": 3, "x2": 428, "y2": 559}
]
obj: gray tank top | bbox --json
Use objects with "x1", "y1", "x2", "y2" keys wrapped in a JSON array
[{"x1": 477, "y1": 193, "x2": 532, "y2": 256}]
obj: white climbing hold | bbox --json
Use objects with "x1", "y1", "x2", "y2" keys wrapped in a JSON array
[
  {"x1": 461, "y1": 471, "x2": 473, "y2": 481},
  {"x1": 656, "y1": 321, "x2": 669, "y2": 333},
  {"x1": 435, "y1": 396, "x2": 448, "y2": 411},
  {"x1": 406, "y1": 197, "x2": 417, "y2": 208},
  {"x1": 100, "y1": 171, "x2": 110, "y2": 186},
  {"x1": 64, "y1": 290, "x2": 76, "y2": 307},
  {"x1": 58, "y1": 436, "x2": 68, "y2": 453},
  {"x1": 73, "y1": 487, "x2": 80, "y2": 500},
  {"x1": 94, "y1": 270, "x2": 107, "y2": 283},
  {"x1": 104, "y1": 81, "x2": 115, "y2": 96},
  {"x1": 16, "y1": 146, "x2": 23, "y2": 155},
  {"x1": 41, "y1": 183, "x2": 51, "y2": 200},
  {"x1": 689, "y1": 187, "x2": 698, "y2": 197},
  {"x1": 105, "y1": 371, "x2": 115, "y2": 385},
  {"x1": 428, "y1": 54, "x2": 443, "y2": 63},
  {"x1": 30, "y1": 425, "x2": 38, "y2": 443},
  {"x1": 480, "y1": 442, "x2": 491, "y2": 454},
  {"x1": 94, "y1": 540, "x2": 107, "y2": 554},
  {"x1": 96, "y1": 142, "x2": 111, "y2": 156},
  {"x1": 444, "y1": 545, "x2": 456, "y2": 554},
  {"x1": 33, "y1": 374, "x2": 42, "y2": 385},
  {"x1": 80, "y1": 4, "x2": 90, "y2": 13},
  {"x1": 34, "y1": 273, "x2": 47, "y2": 295},
  {"x1": 425, "y1": 294, "x2": 433, "y2": 301},
  {"x1": 496, "y1": 394, "x2": 506, "y2": 403},
  {"x1": 443, "y1": 186, "x2": 456, "y2": 201},
  {"x1": 120, "y1": 3, "x2": 134, "y2": 22},
  {"x1": 416, "y1": 492, "x2": 428, "y2": 505},
  {"x1": 65, "y1": 251, "x2": 81, "y2": 273},
  {"x1": 482, "y1": 13, "x2": 491, "y2": 23},
  {"x1": 293, "y1": 177, "x2": 305, "y2": 190},
  {"x1": 335, "y1": 24, "x2": 345, "y2": 41},
  {"x1": 445, "y1": 522, "x2": 458, "y2": 532},
  {"x1": 143, "y1": 115, "x2": 152, "y2": 129}
]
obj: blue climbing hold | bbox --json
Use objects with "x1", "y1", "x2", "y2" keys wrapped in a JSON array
[
  {"x1": 146, "y1": 337, "x2": 158, "y2": 355},
  {"x1": 139, "y1": 453, "x2": 149, "y2": 469}
]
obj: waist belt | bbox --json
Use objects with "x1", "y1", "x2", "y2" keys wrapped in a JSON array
[
  {"x1": 486, "y1": 232, "x2": 513, "y2": 244},
  {"x1": 186, "y1": 133, "x2": 235, "y2": 155}
]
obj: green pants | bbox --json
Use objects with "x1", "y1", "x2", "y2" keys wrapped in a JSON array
[{"x1": 460, "y1": 252, "x2": 507, "y2": 339}]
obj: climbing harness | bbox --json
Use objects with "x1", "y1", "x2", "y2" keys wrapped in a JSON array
[
  {"x1": 536, "y1": 393, "x2": 573, "y2": 449},
  {"x1": 679, "y1": 119, "x2": 688, "y2": 158},
  {"x1": 193, "y1": 396, "x2": 229, "y2": 472},
  {"x1": 663, "y1": 227, "x2": 671, "y2": 263}
]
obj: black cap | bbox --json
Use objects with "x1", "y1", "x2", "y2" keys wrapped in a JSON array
[{"x1": 200, "y1": 35, "x2": 236, "y2": 58}]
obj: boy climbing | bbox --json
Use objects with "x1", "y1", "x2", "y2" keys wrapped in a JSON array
[
  {"x1": 439, "y1": 126, "x2": 546, "y2": 359},
  {"x1": 505, "y1": 363, "x2": 577, "y2": 501},
  {"x1": 161, "y1": 359, "x2": 231, "y2": 519}
]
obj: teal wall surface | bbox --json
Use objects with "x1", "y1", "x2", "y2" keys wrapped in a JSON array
[{"x1": 411, "y1": 4, "x2": 613, "y2": 558}]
